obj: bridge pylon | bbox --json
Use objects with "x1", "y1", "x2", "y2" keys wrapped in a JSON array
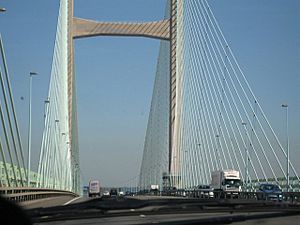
[{"x1": 39, "y1": 0, "x2": 181, "y2": 193}]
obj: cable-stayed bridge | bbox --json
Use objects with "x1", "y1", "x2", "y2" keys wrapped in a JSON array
[{"x1": 0, "y1": 0, "x2": 299, "y2": 198}]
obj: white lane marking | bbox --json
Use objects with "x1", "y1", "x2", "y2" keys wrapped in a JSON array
[{"x1": 63, "y1": 196, "x2": 82, "y2": 206}]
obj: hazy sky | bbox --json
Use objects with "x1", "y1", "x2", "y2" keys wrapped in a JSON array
[{"x1": 0, "y1": 0, "x2": 299, "y2": 187}]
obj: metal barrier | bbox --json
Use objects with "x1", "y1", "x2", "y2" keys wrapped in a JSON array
[
  {"x1": 283, "y1": 192, "x2": 300, "y2": 203},
  {"x1": 141, "y1": 189, "x2": 300, "y2": 203},
  {"x1": 0, "y1": 187, "x2": 78, "y2": 202}
]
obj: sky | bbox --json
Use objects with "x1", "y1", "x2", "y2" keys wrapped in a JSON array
[{"x1": 0, "y1": 0, "x2": 299, "y2": 187}]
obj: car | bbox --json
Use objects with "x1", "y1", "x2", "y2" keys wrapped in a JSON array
[
  {"x1": 194, "y1": 185, "x2": 214, "y2": 198},
  {"x1": 168, "y1": 187, "x2": 177, "y2": 196},
  {"x1": 119, "y1": 191, "x2": 125, "y2": 196},
  {"x1": 102, "y1": 190, "x2": 110, "y2": 196},
  {"x1": 176, "y1": 189, "x2": 187, "y2": 197},
  {"x1": 109, "y1": 188, "x2": 118, "y2": 197},
  {"x1": 256, "y1": 183, "x2": 283, "y2": 201},
  {"x1": 125, "y1": 191, "x2": 135, "y2": 196}
]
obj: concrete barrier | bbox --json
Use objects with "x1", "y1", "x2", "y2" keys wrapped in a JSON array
[{"x1": 0, "y1": 187, "x2": 78, "y2": 202}]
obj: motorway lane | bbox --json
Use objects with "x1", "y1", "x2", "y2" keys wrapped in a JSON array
[
  {"x1": 33, "y1": 213, "x2": 300, "y2": 225},
  {"x1": 225, "y1": 215, "x2": 300, "y2": 225},
  {"x1": 33, "y1": 212, "x2": 235, "y2": 225},
  {"x1": 20, "y1": 195, "x2": 94, "y2": 209},
  {"x1": 20, "y1": 195, "x2": 276, "y2": 212},
  {"x1": 20, "y1": 196, "x2": 75, "y2": 209},
  {"x1": 63, "y1": 196, "x2": 91, "y2": 205},
  {"x1": 26, "y1": 196, "x2": 300, "y2": 224}
]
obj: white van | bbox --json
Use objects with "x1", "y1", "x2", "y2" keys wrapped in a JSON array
[{"x1": 88, "y1": 180, "x2": 100, "y2": 197}]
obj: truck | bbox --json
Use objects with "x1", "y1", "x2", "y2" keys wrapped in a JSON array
[
  {"x1": 88, "y1": 180, "x2": 101, "y2": 197},
  {"x1": 211, "y1": 169, "x2": 242, "y2": 197}
]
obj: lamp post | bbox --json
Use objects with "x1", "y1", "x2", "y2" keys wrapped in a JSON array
[
  {"x1": 54, "y1": 119, "x2": 59, "y2": 188},
  {"x1": 216, "y1": 134, "x2": 221, "y2": 169},
  {"x1": 281, "y1": 104, "x2": 289, "y2": 192},
  {"x1": 242, "y1": 122, "x2": 248, "y2": 191},
  {"x1": 27, "y1": 72, "x2": 38, "y2": 187},
  {"x1": 196, "y1": 143, "x2": 201, "y2": 172}
]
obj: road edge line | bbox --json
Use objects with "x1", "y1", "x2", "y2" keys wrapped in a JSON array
[{"x1": 63, "y1": 196, "x2": 82, "y2": 206}]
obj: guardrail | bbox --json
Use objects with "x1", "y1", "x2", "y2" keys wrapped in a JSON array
[
  {"x1": 140, "y1": 190, "x2": 300, "y2": 203},
  {"x1": 0, "y1": 187, "x2": 78, "y2": 202}
]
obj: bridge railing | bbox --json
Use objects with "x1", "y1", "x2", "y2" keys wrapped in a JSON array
[
  {"x1": 0, "y1": 187, "x2": 78, "y2": 203},
  {"x1": 139, "y1": 189, "x2": 300, "y2": 203}
]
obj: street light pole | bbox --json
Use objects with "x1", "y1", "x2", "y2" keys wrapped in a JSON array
[
  {"x1": 282, "y1": 104, "x2": 289, "y2": 192},
  {"x1": 242, "y1": 122, "x2": 248, "y2": 191},
  {"x1": 216, "y1": 134, "x2": 221, "y2": 169},
  {"x1": 27, "y1": 72, "x2": 38, "y2": 187}
]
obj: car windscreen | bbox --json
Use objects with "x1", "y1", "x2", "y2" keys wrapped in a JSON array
[
  {"x1": 225, "y1": 179, "x2": 241, "y2": 188},
  {"x1": 261, "y1": 185, "x2": 281, "y2": 191}
]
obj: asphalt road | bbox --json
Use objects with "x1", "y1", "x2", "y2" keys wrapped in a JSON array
[
  {"x1": 33, "y1": 213, "x2": 300, "y2": 225},
  {"x1": 20, "y1": 195, "x2": 91, "y2": 209},
  {"x1": 14, "y1": 195, "x2": 300, "y2": 225}
]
